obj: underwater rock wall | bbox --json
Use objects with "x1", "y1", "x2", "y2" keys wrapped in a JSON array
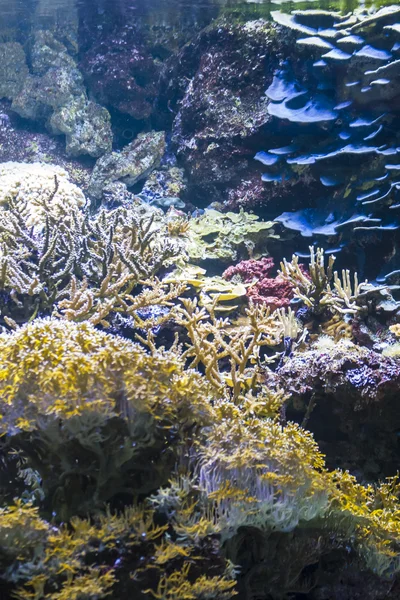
[{"x1": 154, "y1": 6, "x2": 400, "y2": 280}]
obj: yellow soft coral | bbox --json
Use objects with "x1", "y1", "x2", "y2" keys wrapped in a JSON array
[
  {"x1": 0, "y1": 318, "x2": 213, "y2": 432},
  {"x1": 200, "y1": 401, "x2": 330, "y2": 538},
  {"x1": 0, "y1": 319, "x2": 214, "y2": 517}
]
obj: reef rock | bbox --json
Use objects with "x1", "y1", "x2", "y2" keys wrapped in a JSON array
[
  {"x1": 49, "y1": 96, "x2": 112, "y2": 158},
  {"x1": 11, "y1": 67, "x2": 84, "y2": 121},
  {"x1": 80, "y1": 23, "x2": 160, "y2": 121},
  {"x1": 0, "y1": 161, "x2": 87, "y2": 229},
  {"x1": 273, "y1": 339, "x2": 400, "y2": 480},
  {"x1": 88, "y1": 130, "x2": 166, "y2": 200},
  {"x1": 0, "y1": 100, "x2": 92, "y2": 192},
  {"x1": 31, "y1": 30, "x2": 77, "y2": 75},
  {"x1": 139, "y1": 166, "x2": 187, "y2": 209},
  {"x1": 0, "y1": 42, "x2": 29, "y2": 100},
  {"x1": 158, "y1": 18, "x2": 297, "y2": 207},
  {"x1": 10, "y1": 31, "x2": 113, "y2": 158}
]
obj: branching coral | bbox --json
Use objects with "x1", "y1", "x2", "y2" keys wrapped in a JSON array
[
  {"x1": 279, "y1": 246, "x2": 370, "y2": 316},
  {"x1": 174, "y1": 297, "x2": 299, "y2": 400},
  {"x1": 0, "y1": 170, "x2": 187, "y2": 328}
]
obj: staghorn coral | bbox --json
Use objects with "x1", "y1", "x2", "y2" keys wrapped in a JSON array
[
  {"x1": 0, "y1": 169, "x2": 186, "y2": 328},
  {"x1": 0, "y1": 319, "x2": 215, "y2": 517},
  {"x1": 280, "y1": 246, "x2": 373, "y2": 317},
  {"x1": 174, "y1": 297, "x2": 298, "y2": 400}
]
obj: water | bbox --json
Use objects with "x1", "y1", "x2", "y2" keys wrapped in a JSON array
[
  {"x1": 2, "y1": 1, "x2": 400, "y2": 599},
  {"x1": 0, "y1": 0, "x2": 393, "y2": 35}
]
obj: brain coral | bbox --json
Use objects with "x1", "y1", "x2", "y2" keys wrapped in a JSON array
[{"x1": 0, "y1": 162, "x2": 86, "y2": 228}]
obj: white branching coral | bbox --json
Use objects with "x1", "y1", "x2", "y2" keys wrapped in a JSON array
[
  {"x1": 0, "y1": 184, "x2": 186, "y2": 327},
  {"x1": 279, "y1": 246, "x2": 369, "y2": 315}
]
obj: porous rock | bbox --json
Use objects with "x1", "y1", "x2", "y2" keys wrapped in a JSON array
[
  {"x1": 88, "y1": 130, "x2": 166, "y2": 199},
  {"x1": 10, "y1": 31, "x2": 113, "y2": 158},
  {"x1": 0, "y1": 42, "x2": 29, "y2": 100},
  {"x1": 272, "y1": 339, "x2": 400, "y2": 480}
]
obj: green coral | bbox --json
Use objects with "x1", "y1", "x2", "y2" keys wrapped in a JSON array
[{"x1": 186, "y1": 209, "x2": 277, "y2": 263}]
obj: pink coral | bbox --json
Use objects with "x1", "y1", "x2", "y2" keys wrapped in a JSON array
[{"x1": 222, "y1": 258, "x2": 295, "y2": 310}]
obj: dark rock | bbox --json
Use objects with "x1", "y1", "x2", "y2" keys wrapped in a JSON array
[
  {"x1": 79, "y1": 24, "x2": 161, "y2": 121},
  {"x1": 271, "y1": 340, "x2": 400, "y2": 480},
  {"x1": 0, "y1": 99, "x2": 93, "y2": 191},
  {"x1": 157, "y1": 18, "x2": 298, "y2": 207}
]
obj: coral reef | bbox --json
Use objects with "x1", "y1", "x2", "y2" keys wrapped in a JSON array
[
  {"x1": 0, "y1": 161, "x2": 86, "y2": 228},
  {"x1": 0, "y1": 162, "x2": 186, "y2": 328},
  {"x1": 271, "y1": 337, "x2": 400, "y2": 480},
  {"x1": 259, "y1": 7, "x2": 400, "y2": 278},
  {"x1": 0, "y1": 319, "x2": 215, "y2": 517},
  {"x1": 2, "y1": 5, "x2": 400, "y2": 600},
  {"x1": 140, "y1": 166, "x2": 187, "y2": 209},
  {"x1": 185, "y1": 209, "x2": 277, "y2": 263},
  {"x1": 0, "y1": 100, "x2": 93, "y2": 190}
]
